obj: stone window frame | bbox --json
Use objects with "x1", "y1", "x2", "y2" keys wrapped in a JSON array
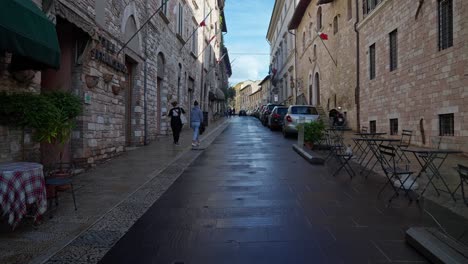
[{"x1": 438, "y1": 0, "x2": 453, "y2": 51}]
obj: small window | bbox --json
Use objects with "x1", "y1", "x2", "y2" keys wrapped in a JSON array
[
  {"x1": 333, "y1": 16, "x2": 338, "y2": 34},
  {"x1": 439, "y1": 113, "x2": 454, "y2": 136},
  {"x1": 390, "y1": 118, "x2": 398, "y2": 135},
  {"x1": 178, "y1": 3, "x2": 184, "y2": 35},
  {"x1": 369, "y1": 43, "x2": 376, "y2": 80},
  {"x1": 302, "y1": 31, "x2": 306, "y2": 52},
  {"x1": 347, "y1": 0, "x2": 352, "y2": 20},
  {"x1": 317, "y1": 7, "x2": 322, "y2": 31},
  {"x1": 370, "y1": 120, "x2": 376, "y2": 133},
  {"x1": 389, "y1": 29, "x2": 398, "y2": 71},
  {"x1": 191, "y1": 25, "x2": 197, "y2": 53},
  {"x1": 438, "y1": 0, "x2": 453, "y2": 50},
  {"x1": 161, "y1": 0, "x2": 168, "y2": 15}
]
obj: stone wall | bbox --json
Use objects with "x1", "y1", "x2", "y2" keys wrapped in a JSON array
[
  {"x1": 358, "y1": 0, "x2": 468, "y2": 151},
  {"x1": 295, "y1": 0, "x2": 358, "y2": 130},
  {"x1": 0, "y1": 53, "x2": 42, "y2": 162},
  {"x1": 0, "y1": 0, "x2": 227, "y2": 166}
]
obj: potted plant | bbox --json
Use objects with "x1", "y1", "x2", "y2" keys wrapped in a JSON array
[
  {"x1": 38, "y1": 92, "x2": 82, "y2": 175},
  {"x1": 303, "y1": 119, "x2": 326, "y2": 150}
]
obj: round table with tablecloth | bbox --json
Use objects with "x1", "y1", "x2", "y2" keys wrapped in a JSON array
[{"x1": 0, "y1": 162, "x2": 47, "y2": 229}]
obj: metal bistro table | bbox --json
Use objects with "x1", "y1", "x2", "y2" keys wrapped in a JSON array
[
  {"x1": 355, "y1": 137, "x2": 402, "y2": 179},
  {"x1": 402, "y1": 148, "x2": 462, "y2": 201},
  {"x1": 0, "y1": 162, "x2": 47, "y2": 229},
  {"x1": 352, "y1": 132, "x2": 387, "y2": 164},
  {"x1": 355, "y1": 137, "x2": 400, "y2": 179}
]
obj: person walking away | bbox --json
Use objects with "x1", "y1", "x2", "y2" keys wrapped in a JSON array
[
  {"x1": 190, "y1": 101, "x2": 203, "y2": 147},
  {"x1": 168, "y1": 101, "x2": 185, "y2": 146}
]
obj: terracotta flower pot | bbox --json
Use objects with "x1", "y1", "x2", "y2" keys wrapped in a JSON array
[
  {"x1": 112, "y1": 85, "x2": 120, "y2": 95},
  {"x1": 85, "y1": 75, "x2": 99, "y2": 88},
  {"x1": 103, "y1": 73, "x2": 113, "y2": 83}
]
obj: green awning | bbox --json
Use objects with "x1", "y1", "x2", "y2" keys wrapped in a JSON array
[{"x1": 0, "y1": 0, "x2": 60, "y2": 69}]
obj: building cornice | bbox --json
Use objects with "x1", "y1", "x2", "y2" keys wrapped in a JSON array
[{"x1": 266, "y1": 0, "x2": 285, "y2": 41}]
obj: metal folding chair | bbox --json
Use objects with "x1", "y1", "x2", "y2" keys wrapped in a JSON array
[
  {"x1": 326, "y1": 131, "x2": 355, "y2": 179},
  {"x1": 377, "y1": 144, "x2": 414, "y2": 203},
  {"x1": 453, "y1": 164, "x2": 468, "y2": 206},
  {"x1": 45, "y1": 163, "x2": 78, "y2": 216},
  {"x1": 394, "y1": 129, "x2": 413, "y2": 162}
]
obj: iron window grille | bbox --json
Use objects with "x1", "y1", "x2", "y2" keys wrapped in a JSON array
[
  {"x1": 370, "y1": 120, "x2": 376, "y2": 133},
  {"x1": 369, "y1": 44, "x2": 376, "y2": 80},
  {"x1": 438, "y1": 0, "x2": 453, "y2": 50},
  {"x1": 390, "y1": 118, "x2": 398, "y2": 135},
  {"x1": 439, "y1": 113, "x2": 454, "y2": 136},
  {"x1": 389, "y1": 29, "x2": 398, "y2": 71}
]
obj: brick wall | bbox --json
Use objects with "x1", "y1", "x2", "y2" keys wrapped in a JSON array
[{"x1": 358, "y1": 0, "x2": 468, "y2": 151}]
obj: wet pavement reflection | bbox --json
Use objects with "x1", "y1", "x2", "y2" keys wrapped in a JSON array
[{"x1": 99, "y1": 117, "x2": 429, "y2": 264}]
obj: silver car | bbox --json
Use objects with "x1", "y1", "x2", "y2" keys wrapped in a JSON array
[{"x1": 282, "y1": 105, "x2": 320, "y2": 137}]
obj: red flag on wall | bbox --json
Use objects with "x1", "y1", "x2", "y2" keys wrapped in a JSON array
[
  {"x1": 199, "y1": 20, "x2": 206, "y2": 27},
  {"x1": 318, "y1": 32, "x2": 328, "y2": 40}
]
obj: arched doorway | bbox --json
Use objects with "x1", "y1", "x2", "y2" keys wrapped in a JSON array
[
  {"x1": 312, "y1": 72, "x2": 320, "y2": 106},
  {"x1": 157, "y1": 53, "x2": 165, "y2": 134}
]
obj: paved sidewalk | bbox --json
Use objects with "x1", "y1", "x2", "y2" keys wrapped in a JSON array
[
  {"x1": 338, "y1": 131, "x2": 468, "y2": 220},
  {"x1": 0, "y1": 118, "x2": 230, "y2": 264}
]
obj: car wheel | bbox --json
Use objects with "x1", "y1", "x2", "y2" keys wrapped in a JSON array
[
  {"x1": 269, "y1": 125, "x2": 274, "y2": 131},
  {"x1": 282, "y1": 128, "x2": 289, "y2": 138}
]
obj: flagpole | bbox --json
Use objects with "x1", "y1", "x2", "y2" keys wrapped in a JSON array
[
  {"x1": 197, "y1": 35, "x2": 216, "y2": 58},
  {"x1": 179, "y1": 9, "x2": 213, "y2": 51},
  {"x1": 117, "y1": 0, "x2": 169, "y2": 55},
  {"x1": 317, "y1": 32, "x2": 337, "y2": 66}
]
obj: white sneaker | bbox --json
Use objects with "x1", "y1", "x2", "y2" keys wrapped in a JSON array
[{"x1": 191, "y1": 143, "x2": 197, "y2": 147}]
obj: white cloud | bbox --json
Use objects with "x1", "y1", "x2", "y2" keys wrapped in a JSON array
[{"x1": 230, "y1": 55, "x2": 268, "y2": 85}]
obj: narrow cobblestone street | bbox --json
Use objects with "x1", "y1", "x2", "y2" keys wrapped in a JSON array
[{"x1": 98, "y1": 117, "x2": 429, "y2": 264}]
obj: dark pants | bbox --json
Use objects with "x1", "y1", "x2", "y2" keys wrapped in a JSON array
[{"x1": 171, "y1": 122, "x2": 182, "y2": 143}]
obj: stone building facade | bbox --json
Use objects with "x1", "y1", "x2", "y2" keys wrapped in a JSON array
[
  {"x1": 267, "y1": 0, "x2": 298, "y2": 106},
  {"x1": 357, "y1": 0, "x2": 467, "y2": 151},
  {"x1": 289, "y1": 0, "x2": 358, "y2": 130},
  {"x1": 0, "y1": 0, "x2": 230, "y2": 166}
]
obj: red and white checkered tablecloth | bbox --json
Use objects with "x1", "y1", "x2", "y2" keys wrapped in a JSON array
[{"x1": 0, "y1": 162, "x2": 47, "y2": 228}]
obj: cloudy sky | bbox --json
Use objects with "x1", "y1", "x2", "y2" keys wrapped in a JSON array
[{"x1": 224, "y1": 0, "x2": 275, "y2": 86}]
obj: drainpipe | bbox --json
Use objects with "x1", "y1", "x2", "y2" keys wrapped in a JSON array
[
  {"x1": 143, "y1": 0, "x2": 149, "y2": 145},
  {"x1": 289, "y1": 29, "x2": 297, "y2": 104},
  {"x1": 354, "y1": 0, "x2": 361, "y2": 131}
]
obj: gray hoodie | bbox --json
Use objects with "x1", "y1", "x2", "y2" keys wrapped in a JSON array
[{"x1": 190, "y1": 106, "x2": 203, "y2": 123}]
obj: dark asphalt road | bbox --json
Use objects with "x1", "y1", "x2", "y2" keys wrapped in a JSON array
[{"x1": 99, "y1": 117, "x2": 428, "y2": 264}]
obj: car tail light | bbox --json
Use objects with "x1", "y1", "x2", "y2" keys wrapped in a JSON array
[
  {"x1": 286, "y1": 115, "x2": 292, "y2": 123},
  {"x1": 273, "y1": 113, "x2": 280, "y2": 119}
]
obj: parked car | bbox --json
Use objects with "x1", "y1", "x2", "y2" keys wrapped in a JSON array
[
  {"x1": 282, "y1": 105, "x2": 320, "y2": 137},
  {"x1": 268, "y1": 106, "x2": 288, "y2": 131},
  {"x1": 239, "y1": 110, "x2": 247, "y2": 116},
  {"x1": 261, "y1": 103, "x2": 284, "y2": 126}
]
